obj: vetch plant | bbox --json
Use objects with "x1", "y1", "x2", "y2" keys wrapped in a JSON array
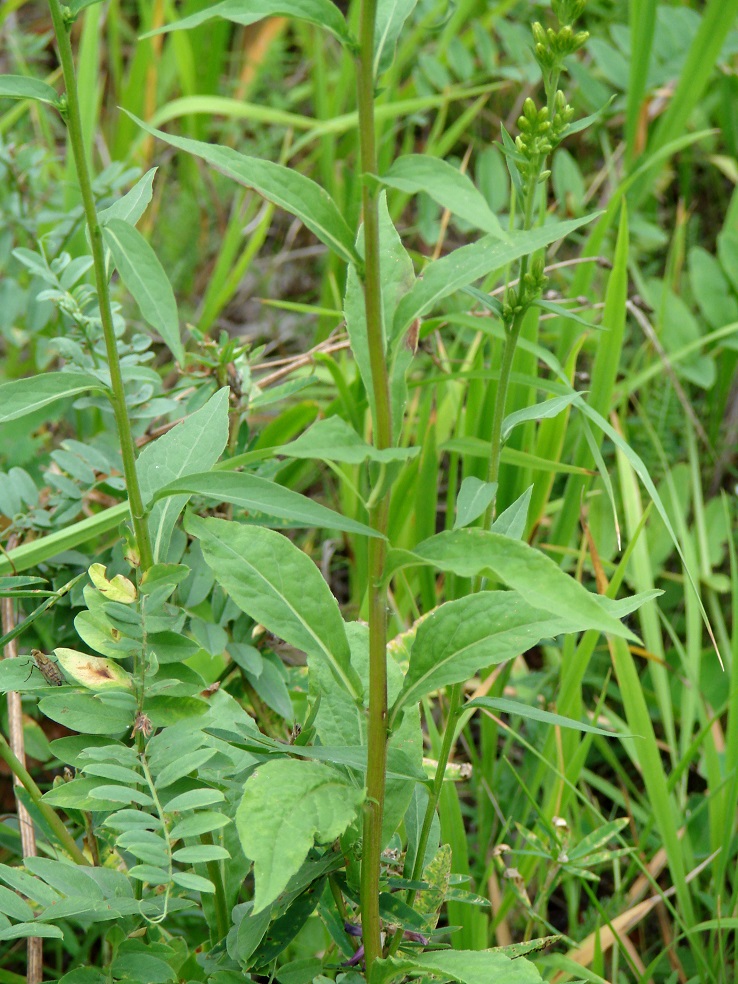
[{"x1": 1, "y1": 1, "x2": 722, "y2": 982}]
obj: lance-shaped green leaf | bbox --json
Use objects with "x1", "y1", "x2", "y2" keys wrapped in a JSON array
[
  {"x1": 490, "y1": 485, "x2": 533, "y2": 540},
  {"x1": 391, "y1": 592, "x2": 583, "y2": 721},
  {"x1": 373, "y1": 0, "x2": 418, "y2": 77},
  {"x1": 0, "y1": 75, "x2": 60, "y2": 108},
  {"x1": 185, "y1": 514, "x2": 362, "y2": 699},
  {"x1": 144, "y1": 0, "x2": 355, "y2": 48},
  {"x1": 98, "y1": 168, "x2": 157, "y2": 227},
  {"x1": 393, "y1": 212, "x2": 598, "y2": 334},
  {"x1": 236, "y1": 758, "x2": 364, "y2": 913},
  {"x1": 276, "y1": 416, "x2": 419, "y2": 465},
  {"x1": 102, "y1": 218, "x2": 184, "y2": 364},
  {"x1": 137, "y1": 388, "x2": 229, "y2": 562},
  {"x1": 127, "y1": 113, "x2": 360, "y2": 267},
  {"x1": 371, "y1": 947, "x2": 545, "y2": 984},
  {"x1": 385, "y1": 529, "x2": 637, "y2": 641},
  {"x1": 501, "y1": 393, "x2": 581, "y2": 442},
  {"x1": 155, "y1": 470, "x2": 381, "y2": 538},
  {"x1": 454, "y1": 477, "x2": 497, "y2": 529},
  {"x1": 380, "y1": 155, "x2": 505, "y2": 238},
  {"x1": 0, "y1": 372, "x2": 106, "y2": 423}
]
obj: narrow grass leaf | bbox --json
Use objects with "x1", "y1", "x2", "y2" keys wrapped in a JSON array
[
  {"x1": 236, "y1": 759, "x2": 365, "y2": 913},
  {"x1": 648, "y1": 0, "x2": 738, "y2": 162},
  {"x1": 145, "y1": 0, "x2": 355, "y2": 48},
  {"x1": 380, "y1": 155, "x2": 504, "y2": 237},
  {"x1": 465, "y1": 697, "x2": 627, "y2": 737},
  {"x1": 185, "y1": 514, "x2": 362, "y2": 699},
  {"x1": 0, "y1": 75, "x2": 60, "y2": 107},
  {"x1": 157, "y1": 470, "x2": 381, "y2": 538},
  {"x1": 102, "y1": 218, "x2": 184, "y2": 364},
  {"x1": 127, "y1": 113, "x2": 360, "y2": 266}
]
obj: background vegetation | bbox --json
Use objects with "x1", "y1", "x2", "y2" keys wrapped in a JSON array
[{"x1": 0, "y1": 1, "x2": 737, "y2": 983}]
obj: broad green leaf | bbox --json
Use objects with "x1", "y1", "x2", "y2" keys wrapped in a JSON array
[
  {"x1": 38, "y1": 692, "x2": 135, "y2": 735},
  {"x1": 0, "y1": 885, "x2": 33, "y2": 921},
  {"x1": 168, "y1": 812, "x2": 230, "y2": 840},
  {"x1": 454, "y1": 477, "x2": 497, "y2": 529},
  {"x1": 102, "y1": 218, "x2": 184, "y2": 364},
  {"x1": 0, "y1": 866, "x2": 61, "y2": 907},
  {"x1": 276, "y1": 416, "x2": 419, "y2": 465},
  {"x1": 490, "y1": 486, "x2": 532, "y2": 540},
  {"x1": 465, "y1": 697, "x2": 626, "y2": 737},
  {"x1": 374, "y1": 0, "x2": 418, "y2": 76},
  {"x1": 127, "y1": 114, "x2": 360, "y2": 266},
  {"x1": 161, "y1": 788, "x2": 225, "y2": 813},
  {"x1": 392, "y1": 592, "x2": 579, "y2": 719},
  {"x1": 157, "y1": 470, "x2": 380, "y2": 538},
  {"x1": 0, "y1": 923, "x2": 64, "y2": 941},
  {"x1": 145, "y1": 0, "x2": 354, "y2": 47},
  {"x1": 393, "y1": 213, "x2": 598, "y2": 334},
  {"x1": 137, "y1": 388, "x2": 229, "y2": 561},
  {"x1": 380, "y1": 155, "x2": 504, "y2": 237},
  {"x1": 385, "y1": 529, "x2": 636, "y2": 641},
  {"x1": 185, "y1": 514, "x2": 362, "y2": 699},
  {"x1": 154, "y1": 748, "x2": 218, "y2": 789},
  {"x1": 501, "y1": 393, "x2": 581, "y2": 442},
  {"x1": 171, "y1": 871, "x2": 216, "y2": 893},
  {"x1": 0, "y1": 75, "x2": 60, "y2": 107},
  {"x1": 236, "y1": 758, "x2": 364, "y2": 913},
  {"x1": 0, "y1": 372, "x2": 106, "y2": 423},
  {"x1": 371, "y1": 948, "x2": 544, "y2": 984},
  {"x1": 172, "y1": 844, "x2": 230, "y2": 863},
  {"x1": 42, "y1": 777, "x2": 127, "y2": 812}
]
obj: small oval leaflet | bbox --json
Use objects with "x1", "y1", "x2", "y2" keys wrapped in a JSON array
[{"x1": 31, "y1": 649, "x2": 64, "y2": 687}]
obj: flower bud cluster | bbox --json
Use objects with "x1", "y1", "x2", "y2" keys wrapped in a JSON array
[
  {"x1": 532, "y1": 20, "x2": 589, "y2": 76},
  {"x1": 515, "y1": 98, "x2": 553, "y2": 183},
  {"x1": 502, "y1": 258, "x2": 548, "y2": 323}
]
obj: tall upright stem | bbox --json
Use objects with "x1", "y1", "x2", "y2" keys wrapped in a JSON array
[
  {"x1": 356, "y1": 0, "x2": 393, "y2": 971},
  {"x1": 48, "y1": 0, "x2": 153, "y2": 573}
]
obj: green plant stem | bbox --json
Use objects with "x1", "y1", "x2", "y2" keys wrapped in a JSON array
[
  {"x1": 47, "y1": 0, "x2": 153, "y2": 573},
  {"x1": 356, "y1": 0, "x2": 394, "y2": 971},
  {"x1": 201, "y1": 831, "x2": 230, "y2": 941},
  {"x1": 0, "y1": 732, "x2": 89, "y2": 866},
  {"x1": 392, "y1": 88, "x2": 554, "y2": 953}
]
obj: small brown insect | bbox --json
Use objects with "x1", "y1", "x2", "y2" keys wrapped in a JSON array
[{"x1": 30, "y1": 649, "x2": 64, "y2": 687}]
